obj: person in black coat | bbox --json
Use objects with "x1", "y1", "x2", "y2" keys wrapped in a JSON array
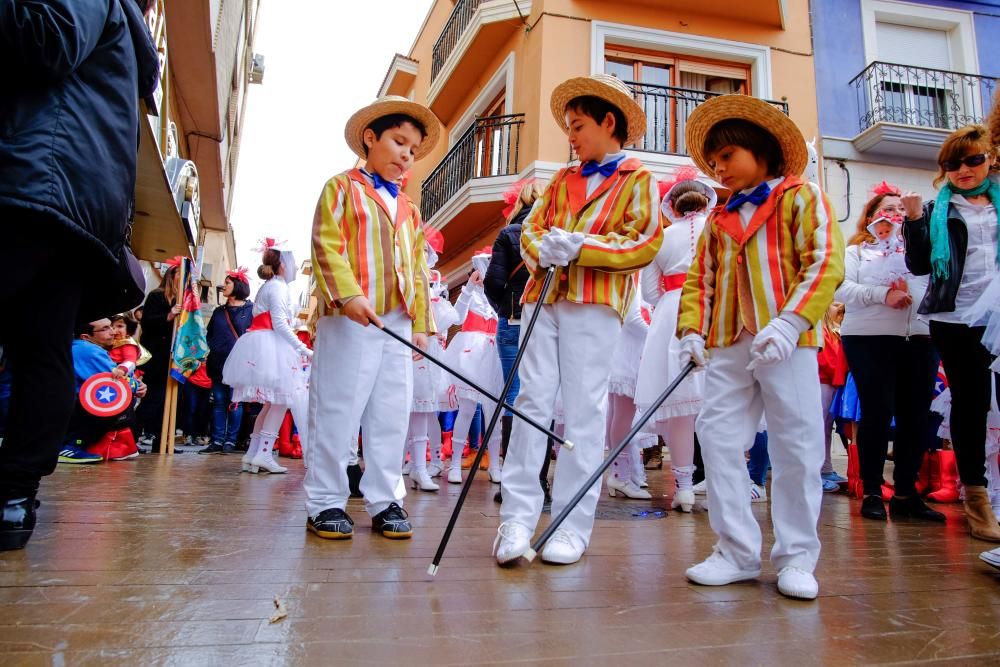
[
  {"x1": 0, "y1": 0, "x2": 159, "y2": 550},
  {"x1": 136, "y1": 263, "x2": 180, "y2": 450}
]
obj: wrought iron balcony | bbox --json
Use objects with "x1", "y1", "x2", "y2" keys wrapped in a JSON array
[
  {"x1": 623, "y1": 82, "x2": 789, "y2": 155},
  {"x1": 420, "y1": 113, "x2": 524, "y2": 222},
  {"x1": 850, "y1": 61, "x2": 997, "y2": 132},
  {"x1": 431, "y1": 0, "x2": 483, "y2": 81}
]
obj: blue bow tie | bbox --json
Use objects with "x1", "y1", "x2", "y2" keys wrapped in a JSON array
[
  {"x1": 580, "y1": 157, "x2": 622, "y2": 178},
  {"x1": 725, "y1": 182, "x2": 771, "y2": 212},
  {"x1": 368, "y1": 171, "x2": 399, "y2": 198}
]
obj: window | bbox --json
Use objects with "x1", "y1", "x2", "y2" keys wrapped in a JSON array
[
  {"x1": 873, "y1": 21, "x2": 954, "y2": 129},
  {"x1": 474, "y1": 91, "x2": 506, "y2": 178},
  {"x1": 605, "y1": 47, "x2": 749, "y2": 153}
]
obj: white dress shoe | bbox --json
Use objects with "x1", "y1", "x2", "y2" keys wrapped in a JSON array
[
  {"x1": 776, "y1": 566, "x2": 818, "y2": 600},
  {"x1": 686, "y1": 551, "x2": 760, "y2": 586},
  {"x1": 447, "y1": 467, "x2": 462, "y2": 484},
  {"x1": 672, "y1": 488, "x2": 695, "y2": 512},
  {"x1": 607, "y1": 476, "x2": 652, "y2": 499},
  {"x1": 427, "y1": 462, "x2": 443, "y2": 478},
  {"x1": 409, "y1": 470, "x2": 439, "y2": 492},
  {"x1": 540, "y1": 528, "x2": 585, "y2": 565},
  {"x1": 493, "y1": 521, "x2": 533, "y2": 564}
]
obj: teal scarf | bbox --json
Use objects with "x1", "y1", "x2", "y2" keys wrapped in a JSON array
[{"x1": 930, "y1": 178, "x2": 1000, "y2": 280}]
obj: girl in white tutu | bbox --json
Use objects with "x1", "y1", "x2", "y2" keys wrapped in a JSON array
[
  {"x1": 406, "y1": 227, "x2": 459, "y2": 491},
  {"x1": 443, "y1": 248, "x2": 504, "y2": 484},
  {"x1": 223, "y1": 239, "x2": 312, "y2": 473},
  {"x1": 634, "y1": 169, "x2": 715, "y2": 511}
]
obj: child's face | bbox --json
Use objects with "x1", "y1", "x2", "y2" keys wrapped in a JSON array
[
  {"x1": 112, "y1": 320, "x2": 127, "y2": 340},
  {"x1": 363, "y1": 121, "x2": 423, "y2": 182},
  {"x1": 872, "y1": 221, "x2": 894, "y2": 241},
  {"x1": 565, "y1": 107, "x2": 620, "y2": 163},
  {"x1": 707, "y1": 145, "x2": 770, "y2": 192}
]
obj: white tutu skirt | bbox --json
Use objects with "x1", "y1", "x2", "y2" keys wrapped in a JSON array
[
  {"x1": 443, "y1": 331, "x2": 502, "y2": 403},
  {"x1": 412, "y1": 337, "x2": 447, "y2": 412},
  {"x1": 608, "y1": 321, "x2": 647, "y2": 398},
  {"x1": 634, "y1": 289, "x2": 704, "y2": 425},
  {"x1": 222, "y1": 329, "x2": 306, "y2": 405}
]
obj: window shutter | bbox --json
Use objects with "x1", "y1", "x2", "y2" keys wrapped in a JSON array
[{"x1": 876, "y1": 22, "x2": 952, "y2": 70}]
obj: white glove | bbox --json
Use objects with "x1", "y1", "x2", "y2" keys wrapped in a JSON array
[
  {"x1": 678, "y1": 333, "x2": 707, "y2": 368},
  {"x1": 298, "y1": 346, "x2": 314, "y2": 359},
  {"x1": 746, "y1": 317, "x2": 799, "y2": 371},
  {"x1": 549, "y1": 228, "x2": 585, "y2": 262}
]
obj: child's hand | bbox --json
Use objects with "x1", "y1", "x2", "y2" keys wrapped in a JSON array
[
  {"x1": 468, "y1": 270, "x2": 483, "y2": 286},
  {"x1": 900, "y1": 192, "x2": 923, "y2": 220},
  {"x1": 112, "y1": 366, "x2": 127, "y2": 379},
  {"x1": 412, "y1": 332, "x2": 428, "y2": 360},
  {"x1": 341, "y1": 296, "x2": 382, "y2": 327},
  {"x1": 885, "y1": 289, "x2": 912, "y2": 310}
]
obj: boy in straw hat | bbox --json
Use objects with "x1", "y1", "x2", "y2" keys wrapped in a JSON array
[
  {"x1": 677, "y1": 95, "x2": 844, "y2": 599},
  {"x1": 305, "y1": 96, "x2": 440, "y2": 540},
  {"x1": 494, "y1": 74, "x2": 663, "y2": 566}
]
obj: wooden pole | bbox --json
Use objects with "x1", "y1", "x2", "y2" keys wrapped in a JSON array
[{"x1": 159, "y1": 260, "x2": 184, "y2": 456}]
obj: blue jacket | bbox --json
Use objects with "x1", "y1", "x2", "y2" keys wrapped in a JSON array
[
  {"x1": 0, "y1": 0, "x2": 159, "y2": 266},
  {"x1": 71, "y1": 339, "x2": 116, "y2": 392}
]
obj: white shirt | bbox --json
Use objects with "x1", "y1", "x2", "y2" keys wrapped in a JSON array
[
  {"x1": 928, "y1": 195, "x2": 999, "y2": 324},
  {"x1": 361, "y1": 169, "x2": 398, "y2": 220},
  {"x1": 585, "y1": 151, "x2": 627, "y2": 197}
]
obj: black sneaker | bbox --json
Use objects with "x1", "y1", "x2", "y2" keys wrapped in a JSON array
[
  {"x1": 861, "y1": 494, "x2": 887, "y2": 521},
  {"x1": 221, "y1": 442, "x2": 236, "y2": 455},
  {"x1": 889, "y1": 495, "x2": 945, "y2": 522},
  {"x1": 198, "y1": 443, "x2": 225, "y2": 455},
  {"x1": 372, "y1": 502, "x2": 412, "y2": 539},
  {"x1": 307, "y1": 508, "x2": 354, "y2": 540},
  {"x1": 347, "y1": 463, "x2": 363, "y2": 498},
  {"x1": 0, "y1": 497, "x2": 39, "y2": 551}
]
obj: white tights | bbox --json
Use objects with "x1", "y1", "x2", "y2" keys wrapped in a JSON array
[
  {"x1": 655, "y1": 414, "x2": 696, "y2": 491},
  {"x1": 406, "y1": 411, "x2": 443, "y2": 473},
  {"x1": 607, "y1": 393, "x2": 642, "y2": 483}
]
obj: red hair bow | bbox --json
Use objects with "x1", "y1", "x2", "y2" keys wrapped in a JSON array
[
  {"x1": 423, "y1": 225, "x2": 445, "y2": 254},
  {"x1": 226, "y1": 266, "x2": 249, "y2": 283},
  {"x1": 871, "y1": 180, "x2": 901, "y2": 197}
]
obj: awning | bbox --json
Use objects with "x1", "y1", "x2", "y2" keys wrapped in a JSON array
[{"x1": 132, "y1": 114, "x2": 192, "y2": 261}]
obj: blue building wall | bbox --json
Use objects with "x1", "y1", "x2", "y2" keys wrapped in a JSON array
[{"x1": 812, "y1": 0, "x2": 1000, "y2": 139}]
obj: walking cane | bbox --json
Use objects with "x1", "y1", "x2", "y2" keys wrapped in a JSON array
[
  {"x1": 523, "y1": 361, "x2": 697, "y2": 562},
  {"x1": 425, "y1": 267, "x2": 559, "y2": 576}
]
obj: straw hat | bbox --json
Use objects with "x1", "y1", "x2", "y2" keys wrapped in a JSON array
[
  {"x1": 550, "y1": 74, "x2": 647, "y2": 147},
  {"x1": 344, "y1": 96, "x2": 441, "y2": 161},
  {"x1": 685, "y1": 95, "x2": 807, "y2": 178}
]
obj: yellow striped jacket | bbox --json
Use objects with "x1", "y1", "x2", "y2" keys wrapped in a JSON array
[
  {"x1": 521, "y1": 158, "x2": 663, "y2": 319},
  {"x1": 677, "y1": 177, "x2": 844, "y2": 348},
  {"x1": 311, "y1": 169, "x2": 434, "y2": 333}
]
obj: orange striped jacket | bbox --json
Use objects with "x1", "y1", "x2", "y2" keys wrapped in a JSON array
[
  {"x1": 311, "y1": 169, "x2": 434, "y2": 333},
  {"x1": 677, "y1": 177, "x2": 844, "y2": 348},
  {"x1": 521, "y1": 158, "x2": 662, "y2": 319}
]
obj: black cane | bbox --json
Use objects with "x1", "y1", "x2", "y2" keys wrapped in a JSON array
[
  {"x1": 524, "y1": 361, "x2": 696, "y2": 562},
  {"x1": 427, "y1": 267, "x2": 558, "y2": 576},
  {"x1": 377, "y1": 321, "x2": 570, "y2": 449}
]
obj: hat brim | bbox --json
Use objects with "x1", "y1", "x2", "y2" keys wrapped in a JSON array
[
  {"x1": 344, "y1": 99, "x2": 440, "y2": 161},
  {"x1": 550, "y1": 77, "x2": 647, "y2": 147},
  {"x1": 684, "y1": 95, "x2": 807, "y2": 179}
]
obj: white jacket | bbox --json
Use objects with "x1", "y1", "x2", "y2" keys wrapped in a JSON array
[{"x1": 836, "y1": 242, "x2": 929, "y2": 337}]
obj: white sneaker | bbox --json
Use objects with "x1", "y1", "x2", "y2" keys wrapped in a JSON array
[
  {"x1": 493, "y1": 521, "x2": 533, "y2": 564},
  {"x1": 488, "y1": 467, "x2": 502, "y2": 484},
  {"x1": 607, "y1": 476, "x2": 652, "y2": 499},
  {"x1": 672, "y1": 488, "x2": 695, "y2": 512},
  {"x1": 686, "y1": 551, "x2": 760, "y2": 586},
  {"x1": 447, "y1": 467, "x2": 462, "y2": 484},
  {"x1": 692, "y1": 480, "x2": 708, "y2": 495},
  {"x1": 776, "y1": 566, "x2": 818, "y2": 600},
  {"x1": 980, "y1": 547, "x2": 1000, "y2": 570},
  {"x1": 540, "y1": 528, "x2": 585, "y2": 565},
  {"x1": 750, "y1": 483, "x2": 767, "y2": 503},
  {"x1": 409, "y1": 470, "x2": 439, "y2": 492}
]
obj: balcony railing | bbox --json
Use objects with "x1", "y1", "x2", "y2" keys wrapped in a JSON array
[
  {"x1": 421, "y1": 113, "x2": 524, "y2": 221},
  {"x1": 624, "y1": 81, "x2": 789, "y2": 155},
  {"x1": 850, "y1": 61, "x2": 997, "y2": 132},
  {"x1": 431, "y1": 0, "x2": 483, "y2": 81}
]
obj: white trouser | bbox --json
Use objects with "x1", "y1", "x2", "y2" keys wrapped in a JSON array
[
  {"x1": 500, "y1": 301, "x2": 620, "y2": 546},
  {"x1": 304, "y1": 308, "x2": 413, "y2": 517},
  {"x1": 696, "y1": 332, "x2": 823, "y2": 573}
]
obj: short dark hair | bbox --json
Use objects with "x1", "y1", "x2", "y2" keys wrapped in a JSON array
[
  {"x1": 565, "y1": 96, "x2": 628, "y2": 145},
  {"x1": 364, "y1": 114, "x2": 427, "y2": 157},
  {"x1": 111, "y1": 313, "x2": 139, "y2": 337},
  {"x1": 703, "y1": 118, "x2": 785, "y2": 177},
  {"x1": 226, "y1": 275, "x2": 251, "y2": 300},
  {"x1": 74, "y1": 319, "x2": 96, "y2": 338}
]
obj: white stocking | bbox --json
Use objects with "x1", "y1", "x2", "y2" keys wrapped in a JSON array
[
  {"x1": 607, "y1": 393, "x2": 637, "y2": 482},
  {"x1": 450, "y1": 398, "x2": 479, "y2": 471},
  {"x1": 660, "y1": 414, "x2": 696, "y2": 491}
]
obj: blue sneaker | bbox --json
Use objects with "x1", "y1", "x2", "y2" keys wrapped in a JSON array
[
  {"x1": 822, "y1": 471, "x2": 848, "y2": 484},
  {"x1": 57, "y1": 445, "x2": 103, "y2": 464},
  {"x1": 822, "y1": 479, "x2": 841, "y2": 493}
]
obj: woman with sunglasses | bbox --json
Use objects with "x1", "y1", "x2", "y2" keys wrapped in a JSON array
[
  {"x1": 836, "y1": 183, "x2": 940, "y2": 522},
  {"x1": 902, "y1": 124, "x2": 1000, "y2": 542}
]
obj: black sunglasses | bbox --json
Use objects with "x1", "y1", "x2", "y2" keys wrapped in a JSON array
[{"x1": 940, "y1": 153, "x2": 989, "y2": 172}]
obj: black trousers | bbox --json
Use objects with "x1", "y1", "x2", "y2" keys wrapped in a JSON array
[
  {"x1": 843, "y1": 335, "x2": 938, "y2": 496},
  {"x1": 929, "y1": 321, "x2": 997, "y2": 487},
  {"x1": 0, "y1": 225, "x2": 83, "y2": 499}
]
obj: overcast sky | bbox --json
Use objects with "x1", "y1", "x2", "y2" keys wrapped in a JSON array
[{"x1": 228, "y1": 0, "x2": 434, "y2": 300}]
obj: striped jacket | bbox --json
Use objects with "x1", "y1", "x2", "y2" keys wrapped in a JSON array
[
  {"x1": 311, "y1": 169, "x2": 434, "y2": 334},
  {"x1": 521, "y1": 158, "x2": 662, "y2": 319},
  {"x1": 677, "y1": 177, "x2": 844, "y2": 348}
]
